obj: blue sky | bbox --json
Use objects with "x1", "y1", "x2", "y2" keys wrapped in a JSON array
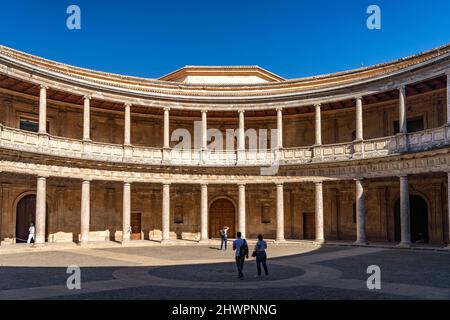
[{"x1": 0, "y1": 0, "x2": 449, "y2": 79}]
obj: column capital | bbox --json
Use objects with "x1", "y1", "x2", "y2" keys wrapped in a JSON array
[
  {"x1": 39, "y1": 84, "x2": 49, "y2": 90},
  {"x1": 238, "y1": 183, "x2": 246, "y2": 187},
  {"x1": 398, "y1": 84, "x2": 406, "y2": 91},
  {"x1": 275, "y1": 182, "x2": 284, "y2": 187},
  {"x1": 124, "y1": 102, "x2": 132, "y2": 108},
  {"x1": 354, "y1": 177, "x2": 364, "y2": 182},
  {"x1": 163, "y1": 107, "x2": 171, "y2": 112},
  {"x1": 200, "y1": 183, "x2": 208, "y2": 187},
  {"x1": 275, "y1": 107, "x2": 283, "y2": 112},
  {"x1": 314, "y1": 103, "x2": 322, "y2": 108},
  {"x1": 238, "y1": 109, "x2": 245, "y2": 114},
  {"x1": 83, "y1": 95, "x2": 92, "y2": 101},
  {"x1": 162, "y1": 182, "x2": 171, "y2": 186},
  {"x1": 123, "y1": 181, "x2": 132, "y2": 185},
  {"x1": 398, "y1": 174, "x2": 409, "y2": 179},
  {"x1": 355, "y1": 96, "x2": 363, "y2": 101},
  {"x1": 37, "y1": 175, "x2": 49, "y2": 179},
  {"x1": 201, "y1": 108, "x2": 209, "y2": 113},
  {"x1": 314, "y1": 180, "x2": 323, "y2": 186},
  {"x1": 82, "y1": 179, "x2": 92, "y2": 183}
]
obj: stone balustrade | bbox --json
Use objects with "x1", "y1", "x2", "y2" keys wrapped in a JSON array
[{"x1": 1, "y1": 124, "x2": 449, "y2": 167}]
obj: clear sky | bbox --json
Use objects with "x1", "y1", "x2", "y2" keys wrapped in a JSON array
[{"x1": 1, "y1": 0, "x2": 449, "y2": 79}]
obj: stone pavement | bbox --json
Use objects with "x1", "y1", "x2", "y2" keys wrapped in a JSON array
[{"x1": 0, "y1": 242, "x2": 449, "y2": 300}]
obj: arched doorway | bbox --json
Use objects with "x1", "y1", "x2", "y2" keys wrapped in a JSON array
[
  {"x1": 15, "y1": 194, "x2": 48, "y2": 243},
  {"x1": 209, "y1": 198, "x2": 236, "y2": 239},
  {"x1": 394, "y1": 195, "x2": 429, "y2": 243}
]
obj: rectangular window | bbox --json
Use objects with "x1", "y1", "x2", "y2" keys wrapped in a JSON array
[
  {"x1": 19, "y1": 118, "x2": 39, "y2": 133},
  {"x1": 393, "y1": 116, "x2": 424, "y2": 134}
]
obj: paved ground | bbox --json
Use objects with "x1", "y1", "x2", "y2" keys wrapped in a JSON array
[{"x1": 0, "y1": 242, "x2": 449, "y2": 300}]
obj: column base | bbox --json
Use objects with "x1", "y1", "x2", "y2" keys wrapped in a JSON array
[
  {"x1": 160, "y1": 239, "x2": 172, "y2": 245},
  {"x1": 32, "y1": 242, "x2": 46, "y2": 248},
  {"x1": 274, "y1": 239, "x2": 286, "y2": 244},
  {"x1": 78, "y1": 241, "x2": 89, "y2": 247},
  {"x1": 354, "y1": 240, "x2": 369, "y2": 246},
  {"x1": 314, "y1": 239, "x2": 325, "y2": 245},
  {"x1": 198, "y1": 239, "x2": 210, "y2": 244},
  {"x1": 397, "y1": 242, "x2": 412, "y2": 248}
]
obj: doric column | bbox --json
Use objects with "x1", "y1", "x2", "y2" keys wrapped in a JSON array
[
  {"x1": 163, "y1": 107, "x2": 170, "y2": 149},
  {"x1": 238, "y1": 110, "x2": 245, "y2": 151},
  {"x1": 355, "y1": 178, "x2": 368, "y2": 245},
  {"x1": 35, "y1": 176, "x2": 47, "y2": 244},
  {"x1": 80, "y1": 180, "x2": 90, "y2": 245},
  {"x1": 315, "y1": 104, "x2": 322, "y2": 146},
  {"x1": 124, "y1": 103, "x2": 131, "y2": 146},
  {"x1": 200, "y1": 184, "x2": 208, "y2": 241},
  {"x1": 238, "y1": 184, "x2": 246, "y2": 239},
  {"x1": 201, "y1": 109, "x2": 208, "y2": 150},
  {"x1": 162, "y1": 183, "x2": 171, "y2": 242},
  {"x1": 399, "y1": 175, "x2": 411, "y2": 247},
  {"x1": 446, "y1": 72, "x2": 450, "y2": 125},
  {"x1": 276, "y1": 183, "x2": 285, "y2": 241},
  {"x1": 83, "y1": 95, "x2": 91, "y2": 141},
  {"x1": 276, "y1": 108, "x2": 283, "y2": 148},
  {"x1": 355, "y1": 97, "x2": 364, "y2": 141},
  {"x1": 122, "y1": 182, "x2": 131, "y2": 242},
  {"x1": 38, "y1": 85, "x2": 48, "y2": 134},
  {"x1": 399, "y1": 86, "x2": 407, "y2": 134},
  {"x1": 315, "y1": 181, "x2": 325, "y2": 243}
]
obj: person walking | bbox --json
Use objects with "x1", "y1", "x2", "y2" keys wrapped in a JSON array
[
  {"x1": 233, "y1": 232, "x2": 248, "y2": 279},
  {"x1": 27, "y1": 223, "x2": 35, "y2": 245},
  {"x1": 220, "y1": 226, "x2": 229, "y2": 250},
  {"x1": 254, "y1": 234, "x2": 269, "y2": 277}
]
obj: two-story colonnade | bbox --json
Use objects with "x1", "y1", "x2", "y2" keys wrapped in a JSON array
[{"x1": 0, "y1": 44, "x2": 450, "y2": 247}]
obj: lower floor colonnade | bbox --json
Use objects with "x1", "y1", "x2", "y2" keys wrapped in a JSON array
[{"x1": 1, "y1": 172, "x2": 449, "y2": 247}]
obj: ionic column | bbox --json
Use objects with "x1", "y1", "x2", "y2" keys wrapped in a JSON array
[
  {"x1": 399, "y1": 175, "x2": 411, "y2": 247},
  {"x1": 35, "y1": 176, "x2": 47, "y2": 245},
  {"x1": 124, "y1": 103, "x2": 131, "y2": 146},
  {"x1": 355, "y1": 178, "x2": 368, "y2": 245},
  {"x1": 238, "y1": 110, "x2": 245, "y2": 151},
  {"x1": 399, "y1": 86, "x2": 407, "y2": 134},
  {"x1": 83, "y1": 95, "x2": 91, "y2": 141},
  {"x1": 315, "y1": 181, "x2": 325, "y2": 243},
  {"x1": 122, "y1": 182, "x2": 131, "y2": 243},
  {"x1": 355, "y1": 97, "x2": 364, "y2": 141},
  {"x1": 276, "y1": 108, "x2": 283, "y2": 148},
  {"x1": 315, "y1": 104, "x2": 322, "y2": 146},
  {"x1": 238, "y1": 184, "x2": 246, "y2": 239},
  {"x1": 276, "y1": 183, "x2": 285, "y2": 242},
  {"x1": 162, "y1": 183, "x2": 171, "y2": 242},
  {"x1": 200, "y1": 184, "x2": 208, "y2": 241},
  {"x1": 38, "y1": 85, "x2": 48, "y2": 134},
  {"x1": 163, "y1": 107, "x2": 170, "y2": 149},
  {"x1": 446, "y1": 72, "x2": 450, "y2": 125},
  {"x1": 80, "y1": 180, "x2": 90, "y2": 245},
  {"x1": 201, "y1": 109, "x2": 208, "y2": 150}
]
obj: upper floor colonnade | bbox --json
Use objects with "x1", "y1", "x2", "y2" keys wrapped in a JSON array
[{"x1": 33, "y1": 72, "x2": 450, "y2": 153}]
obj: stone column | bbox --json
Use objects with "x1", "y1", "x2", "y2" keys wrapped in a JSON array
[
  {"x1": 201, "y1": 109, "x2": 208, "y2": 150},
  {"x1": 276, "y1": 183, "x2": 285, "y2": 242},
  {"x1": 200, "y1": 184, "x2": 208, "y2": 242},
  {"x1": 355, "y1": 178, "x2": 368, "y2": 245},
  {"x1": 399, "y1": 86, "x2": 407, "y2": 134},
  {"x1": 83, "y1": 95, "x2": 91, "y2": 141},
  {"x1": 35, "y1": 176, "x2": 47, "y2": 245},
  {"x1": 447, "y1": 173, "x2": 450, "y2": 248},
  {"x1": 124, "y1": 103, "x2": 131, "y2": 146},
  {"x1": 315, "y1": 181, "x2": 325, "y2": 243},
  {"x1": 122, "y1": 182, "x2": 131, "y2": 243},
  {"x1": 446, "y1": 72, "x2": 450, "y2": 125},
  {"x1": 163, "y1": 107, "x2": 170, "y2": 149},
  {"x1": 399, "y1": 175, "x2": 411, "y2": 247},
  {"x1": 355, "y1": 97, "x2": 364, "y2": 141},
  {"x1": 315, "y1": 104, "x2": 322, "y2": 145},
  {"x1": 162, "y1": 183, "x2": 171, "y2": 242},
  {"x1": 238, "y1": 184, "x2": 246, "y2": 238},
  {"x1": 238, "y1": 110, "x2": 245, "y2": 151},
  {"x1": 276, "y1": 108, "x2": 283, "y2": 148},
  {"x1": 80, "y1": 180, "x2": 90, "y2": 245},
  {"x1": 38, "y1": 85, "x2": 48, "y2": 134}
]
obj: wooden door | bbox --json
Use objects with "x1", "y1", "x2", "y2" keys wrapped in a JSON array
[
  {"x1": 209, "y1": 199, "x2": 235, "y2": 239},
  {"x1": 303, "y1": 212, "x2": 315, "y2": 240},
  {"x1": 131, "y1": 212, "x2": 142, "y2": 240}
]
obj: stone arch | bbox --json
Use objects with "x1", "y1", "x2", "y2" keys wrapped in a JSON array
[{"x1": 208, "y1": 196, "x2": 237, "y2": 239}]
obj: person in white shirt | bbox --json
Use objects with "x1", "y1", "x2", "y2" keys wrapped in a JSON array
[
  {"x1": 27, "y1": 223, "x2": 35, "y2": 244},
  {"x1": 220, "y1": 226, "x2": 229, "y2": 250}
]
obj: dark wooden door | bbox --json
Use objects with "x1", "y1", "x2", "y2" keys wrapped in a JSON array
[
  {"x1": 131, "y1": 212, "x2": 142, "y2": 240},
  {"x1": 16, "y1": 195, "x2": 36, "y2": 243},
  {"x1": 303, "y1": 212, "x2": 315, "y2": 240},
  {"x1": 209, "y1": 199, "x2": 235, "y2": 239}
]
